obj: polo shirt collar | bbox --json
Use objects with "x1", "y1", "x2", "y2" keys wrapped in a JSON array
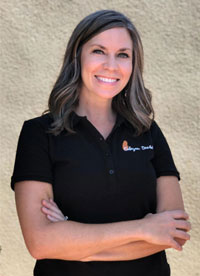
[
  {"x1": 70, "y1": 111, "x2": 86, "y2": 127},
  {"x1": 70, "y1": 110, "x2": 127, "y2": 129}
]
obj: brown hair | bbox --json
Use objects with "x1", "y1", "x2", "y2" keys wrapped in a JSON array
[{"x1": 46, "y1": 9, "x2": 154, "y2": 136}]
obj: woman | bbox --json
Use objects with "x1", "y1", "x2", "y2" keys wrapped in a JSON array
[{"x1": 11, "y1": 10, "x2": 191, "y2": 276}]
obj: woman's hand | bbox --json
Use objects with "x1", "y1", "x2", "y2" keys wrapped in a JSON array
[
  {"x1": 41, "y1": 199, "x2": 68, "y2": 222},
  {"x1": 142, "y1": 210, "x2": 191, "y2": 251}
]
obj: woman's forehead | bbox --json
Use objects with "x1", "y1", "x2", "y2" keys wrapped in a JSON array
[{"x1": 85, "y1": 27, "x2": 133, "y2": 50}]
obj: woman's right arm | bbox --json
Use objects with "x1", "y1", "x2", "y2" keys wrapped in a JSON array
[
  {"x1": 15, "y1": 180, "x2": 190, "y2": 261},
  {"x1": 15, "y1": 180, "x2": 144, "y2": 261}
]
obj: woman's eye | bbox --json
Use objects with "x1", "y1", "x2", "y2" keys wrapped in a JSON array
[
  {"x1": 118, "y1": 53, "x2": 129, "y2": 58},
  {"x1": 92, "y1": 49, "x2": 104, "y2": 54}
]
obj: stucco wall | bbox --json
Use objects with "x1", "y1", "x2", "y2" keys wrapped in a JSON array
[{"x1": 1, "y1": 0, "x2": 199, "y2": 275}]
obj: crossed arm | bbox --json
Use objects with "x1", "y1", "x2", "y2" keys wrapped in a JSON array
[{"x1": 14, "y1": 176, "x2": 191, "y2": 261}]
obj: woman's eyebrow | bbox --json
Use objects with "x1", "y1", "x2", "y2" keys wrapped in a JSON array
[
  {"x1": 90, "y1": 44, "x2": 132, "y2": 51},
  {"x1": 89, "y1": 44, "x2": 107, "y2": 50}
]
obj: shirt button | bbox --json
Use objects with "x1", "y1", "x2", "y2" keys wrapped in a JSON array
[
  {"x1": 99, "y1": 137, "x2": 103, "y2": 141},
  {"x1": 109, "y1": 169, "x2": 114, "y2": 175}
]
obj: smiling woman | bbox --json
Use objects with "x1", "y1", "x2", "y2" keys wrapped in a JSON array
[
  {"x1": 11, "y1": 9, "x2": 191, "y2": 276},
  {"x1": 80, "y1": 28, "x2": 133, "y2": 102},
  {"x1": 46, "y1": 10, "x2": 153, "y2": 137}
]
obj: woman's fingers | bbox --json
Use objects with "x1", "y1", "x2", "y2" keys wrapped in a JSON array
[
  {"x1": 50, "y1": 198, "x2": 58, "y2": 207},
  {"x1": 42, "y1": 199, "x2": 63, "y2": 216},
  {"x1": 47, "y1": 214, "x2": 60, "y2": 222},
  {"x1": 175, "y1": 219, "x2": 191, "y2": 232},
  {"x1": 41, "y1": 199, "x2": 67, "y2": 222},
  {"x1": 175, "y1": 237, "x2": 186, "y2": 246},
  {"x1": 174, "y1": 229, "x2": 190, "y2": 241},
  {"x1": 170, "y1": 239, "x2": 183, "y2": 251},
  {"x1": 143, "y1": 210, "x2": 191, "y2": 250},
  {"x1": 42, "y1": 206, "x2": 64, "y2": 220},
  {"x1": 172, "y1": 210, "x2": 189, "y2": 220},
  {"x1": 171, "y1": 229, "x2": 190, "y2": 250}
]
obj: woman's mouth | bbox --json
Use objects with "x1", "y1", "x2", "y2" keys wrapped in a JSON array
[{"x1": 95, "y1": 75, "x2": 119, "y2": 83}]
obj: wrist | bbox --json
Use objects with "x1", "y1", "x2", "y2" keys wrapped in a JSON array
[
  {"x1": 127, "y1": 219, "x2": 148, "y2": 242},
  {"x1": 135, "y1": 217, "x2": 151, "y2": 242}
]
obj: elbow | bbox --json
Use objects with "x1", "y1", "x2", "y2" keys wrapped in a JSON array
[
  {"x1": 25, "y1": 233, "x2": 83, "y2": 261},
  {"x1": 24, "y1": 229, "x2": 50, "y2": 260},
  {"x1": 26, "y1": 239, "x2": 46, "y2": 260},
  {"x1": 29, "y1": 249, "x2": 43, "y2": 260},
  {"x1": 23, "y1": 223, "x2": 87, "y2": 261}
]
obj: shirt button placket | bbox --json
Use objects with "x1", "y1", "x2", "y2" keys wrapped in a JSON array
[
  {"x1": 109, "y1": 169, "x2": 114, "y2": 175},
  {"x1": 98, "y1": 135, "x2": 117, "y2": 193}
]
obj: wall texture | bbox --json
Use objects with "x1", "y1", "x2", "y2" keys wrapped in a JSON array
[{"x1": 0, "y1": 0, "x2": 199, "y2": 275}]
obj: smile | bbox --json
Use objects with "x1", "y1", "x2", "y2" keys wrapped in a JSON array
[{"x1": 95, "y1": 76, "x2": 119, "y2": 83}]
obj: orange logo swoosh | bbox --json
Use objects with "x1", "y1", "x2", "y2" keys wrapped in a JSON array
[{"x1": 122, "y1": 140, "x2": 129, "y2": 151}]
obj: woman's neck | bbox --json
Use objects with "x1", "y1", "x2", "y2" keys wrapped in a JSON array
[{"x1": 75, "y1": 94, "x2": 116, "y2": 125}]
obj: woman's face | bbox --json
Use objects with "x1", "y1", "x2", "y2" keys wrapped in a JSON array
[{"x1": 80, "y1": 27, "x2": 133, "y2": 102}]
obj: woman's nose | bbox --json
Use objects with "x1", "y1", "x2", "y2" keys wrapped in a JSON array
[{"x1": 103, "y1": 55, "x2": 118, "y2": 71}]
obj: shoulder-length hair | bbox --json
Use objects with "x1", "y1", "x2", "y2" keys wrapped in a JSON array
[{"x1": 46, "y1": 9, "x2": 154, "y2": 136}]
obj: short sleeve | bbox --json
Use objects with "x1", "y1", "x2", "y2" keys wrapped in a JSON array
[
  {"x1": 11, "y1": 118, "x2": 53, "y2": 190},
  {"x1": 151, "y1": 121, "x2": 180, "y2": 180}
]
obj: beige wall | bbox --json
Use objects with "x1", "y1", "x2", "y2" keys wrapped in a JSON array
[{"x1": 1, "y1": 0, "x2": 199, "y2": 275}]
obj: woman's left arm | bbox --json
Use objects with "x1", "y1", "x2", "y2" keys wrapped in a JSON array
[
  {"x1": 156, "y1": 176, "x2": 185, "y2": 212},
  {"x1": 80, "y1": 175, "x2": 188, "y2": 261},
  {"x1": 156, "y1": 175, "x2": 187, "y2": 248}
]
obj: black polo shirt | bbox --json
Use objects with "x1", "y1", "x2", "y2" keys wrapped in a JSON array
[{"x1": 11, "y1": 111, "x2": 180, "y2": 276}]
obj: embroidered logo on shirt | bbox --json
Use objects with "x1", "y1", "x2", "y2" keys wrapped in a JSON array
[{"x1": 122, "y1": 140, "x2": 154, "y2": 152}]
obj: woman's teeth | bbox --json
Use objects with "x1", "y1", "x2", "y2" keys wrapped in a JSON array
[{"x1": 96, "y1": 76, "x2": 118, "y2": 83}]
